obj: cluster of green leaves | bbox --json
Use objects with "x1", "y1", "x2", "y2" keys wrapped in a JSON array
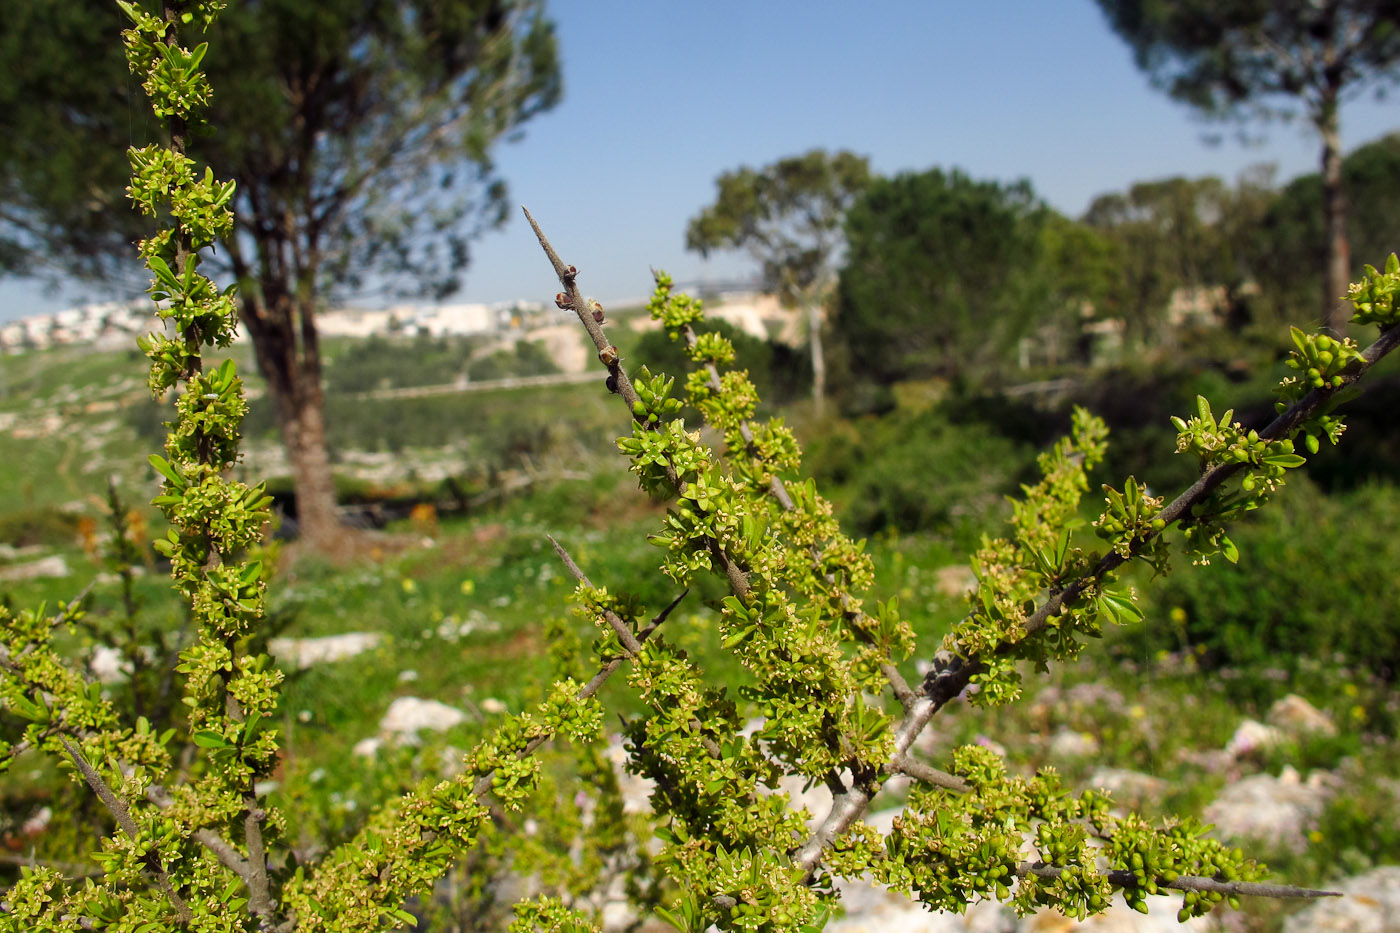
[
  {"x1": 1129, "y1": 475, "x2": 1400, "y2": 680},
  {"x1": 554, "y1": 256, "x2": 1400, "y2": 929},
  {"x1": 6, "y1": 4, "x2": 1400, "y2": 930},
  {"x1": 831, "y1": 745, "x2": 1262, "y2": 921},
  {"x1": 631, "y1": 317, "x2": 813, "y2": 413},
  {"x1": 943, "y1": 407, "x2": 1117, "y2": 706},
  {"x1": 1, "y1": 0, "x2": 266, "y2": 927},
  {"x1": 941, "y1": 258, "x2": 1400, "y2": 721},
  {"x1": 0, "y1": 7, "x2": 604, "y2": 933}
]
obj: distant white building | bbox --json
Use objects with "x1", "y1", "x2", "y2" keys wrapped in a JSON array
[
  {"x1": 627, "y1": 292, "x2": 803, "y2": 345},
  {"x1": 0, "y1": 296, "x2": 557, "y2": 354},
  {"x1": 411, "y1": 302, "x2": 494, "y2": 336},
  {"x1": 707, "y1": 292, "x2": 799, "y2": 343},
  {"x1": 317, "y1": 308, "x2": 391, "y2": 339},
  {"x1": 0, "y1": 322, "x2": 25, "y2": 350}
]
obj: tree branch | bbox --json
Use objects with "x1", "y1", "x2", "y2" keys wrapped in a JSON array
[
  {"x1": 138, "y1": 782, "x2": 252, "y2": 883},
  {"x1": 524, "y1": 207, "x2": 752, "y2": 600},
  {"x1": 667, "y1": 305, "x2": 917, "y2": 711},
  {"x1": 887, "y1": 754, "x2": 970, "y2": 793},
  {"x1": 794, "y1": 321, "x2": 1400, "y2": 879},
  {"x1": 1018, "y1": 862, "x2": 1339, "y2": 900},
  {"x1": 61, "y1": 738, "x2": 193, "y2": 924},
  {"x1": 465, "y1": 563, "x2": 680, "y2": 800},
  {"x1": 548, "y1": 534, "x2": 643, "y2": 656},
  {"x1": 244, "y1": 802, "x2": 275, "y2": 922}
]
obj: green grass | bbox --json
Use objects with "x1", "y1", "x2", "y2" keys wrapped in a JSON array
[{"x1": 5, "y1": 335, "x2": 1400, "y2": 931}]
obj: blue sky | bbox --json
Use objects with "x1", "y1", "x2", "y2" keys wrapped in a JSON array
[{"x1": 2, "y1": 0, "x2": 1397, "y2": 322}]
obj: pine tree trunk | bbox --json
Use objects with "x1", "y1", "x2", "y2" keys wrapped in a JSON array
[
  {"x1": 1319, "y1": 86, "x2": 1351, "y2": 334},
  {"x1": 808, "y1": 299, "x2": 826, "y2": 416},
  {"x1": 240, "y1": 290, "x2": 341, "y2": 550},
  {"x1": 277, "y1": 368, "x2": 339, "y2": 549}
]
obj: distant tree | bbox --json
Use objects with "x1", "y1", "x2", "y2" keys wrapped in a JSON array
[
  {"x1": 632, "y1": 317, "x2": 811, "y2": 408},
  {"x1": 833, "y1": 168, "x2": 1057, "y2": 386},
  {"x1": 1084, "y1": 176, "x2": 1231, "y2": 342},
  {"x1": 685, "y1": 150, "x2": 871, "y2": 414},
  {"x1": 1037, "y1": 213, "x2": 1122, "y2": 362},
  {"x1": 1038, "y1": 212, "x2": 1121, "y2": 318},
  {"x1": 467, "y1": 338, "x2": 561, "y2": 382},
  {"x1": 1095, "y1": 0, "x2": 1400, "y2": 333},
  {"x1": 0, "y1": 0, "x2": 561, "y2": 549},
  {"x1": 1252, "y1": 132, "x2": 1400, "y2": 324}
]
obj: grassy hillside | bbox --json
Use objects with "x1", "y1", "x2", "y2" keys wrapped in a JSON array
[{"x1": 2, "y1": 333, "x2": 1398, "y2": 930}]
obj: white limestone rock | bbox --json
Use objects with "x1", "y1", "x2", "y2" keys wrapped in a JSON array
[
  {"x1": 1049, "y1": 728, "x2": 1101, "y2": 760},
  {"x1": 1024, "y1": 893, "x2": 1218, "y2": 931},
  {"x1": 0, "y1": 555, "x2": 71, "y2": 581},
  {"x1": 826, "y1": 884, "x2": 1015, "y2": 933},
  {"x1": 1282, "y1": 866, "x2": 1400, "y2": 933},
  {"x1": 1088, "y1": 768, "x2": 1168, "y2": 809},
  {"x1": 89, "y1": 645, "x2": 132, "y2": 684},
  {"x1": 268, "y1": 632, "x2": 382, "y2": 669},
  {"x1": 1224, "y1": 719, "x2": 1284, "y2": 758},
  {"x1": 605, "y1": 734, "x2": 655, "y2": 815},
  {"x1": 1267, "y1": 694, "x2": 1337, "y2": 738},
  {"x1": 934, "y1": 565, "x2": 978, "y2": 597},
  {"x1": 378, "y1": 696, "x2": 468, "y2": 741},
  {"x1": 1203, "y1": 765, "x2": 1335, "y2": 853}
]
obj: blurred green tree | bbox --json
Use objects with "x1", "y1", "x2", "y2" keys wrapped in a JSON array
[
  {"x1": 631, "y1": 316, "x2": 810, "y2": 411},
  {"x1": 1252, "y1": 132, "x2": 1400, "y2": 325},
  {"x1": 685, "y1": 149, "x2": 871, "y2": 414},
  {"x1": 0, "y1": 0, "x2": 560, "y2": 548},
  {"x1": 1083, "y1": 174, "x2": 1274, "y2": 342},
  {"x1": 1095, "y1": 0, "x2": 1400, "y2": 333},
  {"x1": 832, "y1": 168, "x2": 1063, "y2": 386}
]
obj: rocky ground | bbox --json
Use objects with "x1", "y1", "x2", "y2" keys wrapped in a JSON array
[{"x1": 256, "y1": 628, "x2": 1391, "y2": 931}]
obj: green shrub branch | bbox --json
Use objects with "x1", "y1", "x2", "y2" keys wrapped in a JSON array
[
  {"x1": 525, "y1": 206, "x2": 1398, "y2": 929},
  {"x1": 5, "y1": 7, "x2": 1400, "y2": 932}
]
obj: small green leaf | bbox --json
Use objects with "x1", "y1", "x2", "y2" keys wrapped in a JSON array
[
  {"x1": 192, "y1": 731, "x2": 229, "y2": 749},
  {"x1": 1100, "y1": 590, "x2": 1144, "y2": 623},
  {"x1": 147, "y1": 454, "x2": 185, "y2": 489},
  {"x1": 147, "y1": 255, "x2": 181, "y2": 292},
  {"x1": 654, "y1": 906, "x2": 688, "y2": 932},
  {"x1": 1290, "y1": 326, "x2": 1309, "y2": 355},
  {"x1": 187, "y1": 41, "x2": 209, "y2": 73},
  {"x1": 1095, "y1": 596, "x2": 1119, "y2": 625},
  {"x1": 721, "y1": 625, "x2": 756, "y2": 649},
  {"x1": 9, "y1": 695, "x2": 46, "y2": 722}
]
